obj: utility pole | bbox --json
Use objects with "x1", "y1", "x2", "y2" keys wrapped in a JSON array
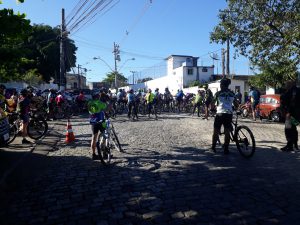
[
  {"x1": 222, "y1": 48, "x2": 225, "y2": 78},
  {"x1": 59, "y1": 8, "x2": 66, "y2": 90},
  {"x1": 226, "y1": 39, "x2": 230, "y2": 78},
  {"x1": 113, "y1": 42, "x2": 120, "y2": 88},
  {"x1": 130, "y1": 71, "x2": 137, "y2": 85},
  {"x1": 77, "y1": 64, "x2": 81, "y2": 89}
]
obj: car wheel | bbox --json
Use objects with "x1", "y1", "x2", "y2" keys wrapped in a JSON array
[{"x1": 271, "y1": 111, "x2": 280, "y2": 122}]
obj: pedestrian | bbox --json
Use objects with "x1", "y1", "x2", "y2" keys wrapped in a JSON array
[
  {"x1": 235, "y1": 89, "x2": 242, "y2": 105},
  {"x1": 211, "y1": 78, "x2": 238, "y2": 154},
  {"x1": 280, "y1": 80, "x2": 300, "y2": 151},
  {"x1": 18, "y1": 89, "x2": 32, "y2": 144}
]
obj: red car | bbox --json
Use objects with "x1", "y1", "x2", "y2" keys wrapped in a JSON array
[{"x1": 258, "y1": 94, "x2": 283, "y2": 122}]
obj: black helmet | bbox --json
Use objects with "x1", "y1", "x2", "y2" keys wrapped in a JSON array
[
  {"x1": 20, "y1": 89, "x2": 28, "y2": 96},
  {"x1": 220, "y1": 78, "x2": 231, "y2": 87}
]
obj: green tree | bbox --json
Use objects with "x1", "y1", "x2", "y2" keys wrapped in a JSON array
[
  {"x1": 0, "y1": 8, "x2": 32, "y2": 82},
  {"x1": 22, "y1": 69, "x2": 43, "y2": 86},
  {"x1": 210, "y1": 0, "x2": 300, "y2": 79},
  {"x1": 102, "y1": 71, "x2": 128, "y2": 87}
]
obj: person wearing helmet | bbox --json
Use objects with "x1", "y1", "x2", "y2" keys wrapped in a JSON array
[
  {"x1": 248, "y1": 85, "x2": 260, "y2": 121},
  {"x1": 18, "y1": 89, "x2": 32, "y2": 144},
  {"x1": 127, "y1": 89, "x2": 138, "y2": 120},
  {"x1": 163, "y1": 87, "x2": 172, "y2": 112},
  {"x1": 211, "y1": 78, "x2": 238, "y2": 154},
  {"x1": 145, "y1": 88, "x2": 157, "y2": 119},
  {"x1": 203, "y1": 83, "x2": 213, "y2": 120},
  {"x1": 47, "y1": 89, "x2": 57, "y2": 120},
  {"x1": 176, "y1": 89, "x2": 185, "y2": 113},
  {"x1": 192, "y1": 89, "x2": 203, "y2": 117}
]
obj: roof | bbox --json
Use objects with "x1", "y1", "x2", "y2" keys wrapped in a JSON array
[{"x1": 165, "y1": 55, "x2": 199, "y2": 60}]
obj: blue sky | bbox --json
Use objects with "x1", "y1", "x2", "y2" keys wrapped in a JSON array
[{"x1": 2, "y1": 0, "x2": 251, "y2": 82}]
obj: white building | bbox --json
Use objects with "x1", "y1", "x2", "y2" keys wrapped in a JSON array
[{"x1": 124, "y1": 55, "x2": 214, "y2": 95}]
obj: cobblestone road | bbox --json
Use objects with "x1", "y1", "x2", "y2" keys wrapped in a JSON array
[{"x1": 1, "y1": 113, "x2": 300, "y2": 225}]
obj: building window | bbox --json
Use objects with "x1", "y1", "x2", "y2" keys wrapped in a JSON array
[
  {"x1": 202, "y1": 67, "x2": 208, "y2": 72},
  {"x1": 187, "y1": 68, "x2": 193, "y2": 75},
  {"x1": 74, "y1": 82, "x2": 77, "y2": 88}
]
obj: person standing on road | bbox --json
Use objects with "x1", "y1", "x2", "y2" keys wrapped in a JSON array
[
  {"x1": 145, "y1": 89, "x2": 157, "y2": 119},
  {"x1": 18, "y1": 89, "x2": 32, "y2": 144},
  {"x1": 89, "y1": 93, "x2": 107, "y2": 160},
  {"x1": 280, "y1": 80, "x2": 300, "y2": 151},
  {"x1": 235, "y1": 89, "x2": 242, "y2": 105},
  {"x1": 203, "y1": 84, "x2": 213, "y2": 120},
  {"x1": 248, "y1": 86, "x2": 260, "y2": 121},
  {"x1": 192, "y1": 90, "x2": 203, "y2": 117},
  {"x1": 127, "y1": 89, "x2": 137, "y2": 120},
  {"x1": 211, "y1": 78, "x2": 238, "y2": 154}
]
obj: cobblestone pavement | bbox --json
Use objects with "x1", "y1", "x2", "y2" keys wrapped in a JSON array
[{"x1": 1, "y1": 113, "x2": 300, "y2": 225}]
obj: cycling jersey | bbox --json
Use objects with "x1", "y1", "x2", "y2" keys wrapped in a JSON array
[
  {"x1": 214, "y1": 90, "x2": 236, "y2": 114},
  {"x1": 127, "y1": 93, "x2": 135, "y2": 103},
  {"x1": 145, "y1": 93, "x2": 154, "y2": 104}
]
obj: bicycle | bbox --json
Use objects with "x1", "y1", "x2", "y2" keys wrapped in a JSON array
[
  {"x1": 96, "y1": 117, "x2": 122, "y2": 165},
  {"x1": 217, "y1": 111, "x2": 255, "y2": 158},
  {"x1": 7, "y1": 110, "x2": 48, "y2": 144}
]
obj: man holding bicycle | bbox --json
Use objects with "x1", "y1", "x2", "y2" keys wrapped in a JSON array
[{"x1": 211, "y1": 78, "x2": 238, "y2": 154}]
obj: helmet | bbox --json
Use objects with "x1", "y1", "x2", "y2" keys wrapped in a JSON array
[
  {"x1": 220, "y1": 78, "x2": 231, "y2": 87},
  {"x1": 155, "y1": 88, "x2": 159, "y2": 91},
  {"x1": 20, "y1": 89, "x2": 28, "y2": 96},
  {"x1": 129, "y1": 89, "x2": 134, "y2": 93}
]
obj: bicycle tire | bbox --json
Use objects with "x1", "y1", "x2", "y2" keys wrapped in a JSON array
[
  {"x1": 235, "y1": 125, "x2": 255, "y2": 158},
  {"x1": 7, "y1": 124, "x2": 17, "y2": 144},
  {"x1": 111, "y1": 125, "x2": 123, "y2": 152},
  {"x1": 97, "y1": 136, "x2": 111, "y2": 165},
  {"x1": 27, "y1": 117, "x2": 48, "y2": 140}
]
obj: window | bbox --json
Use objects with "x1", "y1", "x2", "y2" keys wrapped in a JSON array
[
  {"x1": 202, "y1": 67, "x2": 208, "y2": 72},
  {"x1": 187, "y1": 68, "x2": 193, "y2": 75},
  {"x1": 74, "y1": 82, "x2": 78, "y2": 88}
]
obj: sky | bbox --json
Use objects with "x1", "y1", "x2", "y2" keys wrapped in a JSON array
[{"x1": 1, "y1": 0, "x2": 251, "y2": 83}]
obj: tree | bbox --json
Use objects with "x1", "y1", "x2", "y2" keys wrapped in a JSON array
[
  {"x1": 210, "y1": 0, "x2": 300, "y2": 81},
  {"x1": 22, "y1": 69, "x2": 43, "y2": 86},
  {"x1": 0, "y1": 8, "x2": 32, "y2": 82},
  {"x1": 25, "y1": 24, "x2": 77, "y2": 83},
  {"x1": 102, "y1": 71, "x2": 128, "y2": 87}
]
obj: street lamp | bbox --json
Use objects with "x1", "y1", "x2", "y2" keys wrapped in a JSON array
[
  {"x1": 93, "y1": 57, "x2": 114, "y2": 72},
  {"x1": 119, "y1": 58, "x2": 135, "y2": 72}
]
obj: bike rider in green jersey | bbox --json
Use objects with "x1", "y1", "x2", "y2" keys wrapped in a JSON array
[{"x1": 211, "y1": 78, "x2": 239, "y2": 154}]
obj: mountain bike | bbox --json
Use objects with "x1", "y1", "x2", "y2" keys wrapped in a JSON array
[
  {"x1": 218, "y1": 111, "x2": 255, "y2": 158},
  {"x1": 96, "y1": 117, "x2": 122, "y2": 165},
  {"x1": 7, "y1": 111, "x2": 48, "y2": 144}
]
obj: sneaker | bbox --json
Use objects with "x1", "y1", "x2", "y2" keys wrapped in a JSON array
[
  {"x1": 280, "y1": 146, "x2": 293, "y2": 152},
  {"x1": 92, "y1": 153, "x2": 100, "y2": 160},
  {"x1": 22, "y1": 138, "x2": 32, "y2": 144}
]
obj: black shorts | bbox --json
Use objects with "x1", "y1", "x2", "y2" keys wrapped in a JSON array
[
  {"x1": 91, "y1": 123, "x2": 105, "y2": 135},
  {"x1": 214, "y1": 113, "x2": 233, "y2": 130},
  {"x1": 20, "y1": 114, "x2": 29, "y2": 123},
  {"x1": 205, "y1": 101, "x2": 211, "y2": 107}
]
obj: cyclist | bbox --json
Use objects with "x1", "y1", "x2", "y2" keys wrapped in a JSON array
[
  {"x1": 192, "y1": 90, "x2": 203, "y2": 117},
  {"x1": 163, "y1": 87, "x2": 172, "y2": 112},
  {"x1": 203, "y1": 84, "x2": 213, "y2": 120},
  {"x1": 211, "y1": 78, "x2": 238, "y2": 154},
  {"x1": 127, "y1": 89, "x2": 137, "y2": 119},
  {"x1": 176, "y1": 89, "x2": 184, "y2": 113},
  {"x1": 145, "y1": 88, "x2": 157, "y2": 119},
  {"x1": 76, "y1": 90, "x2": 86, "y2": 112},
  {"x1": 18, "y1": 89, "x2": 32, "y2": 144},
  {"x1": 89, "y1": 93, "x2": 107, "y2": 160},
  {"x1": 248, "y1": 86, "x2": 260, "y2": 121},
  {"x1": 47, "y1": 89, "x2": 57, "y2": 120}
]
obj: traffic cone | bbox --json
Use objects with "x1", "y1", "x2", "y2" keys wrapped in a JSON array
[{"x1": 65, "y1": 119, "x2": 75, "y2": 143}]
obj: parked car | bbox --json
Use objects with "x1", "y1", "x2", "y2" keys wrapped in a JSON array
[{"x1": 258, "y1": 94, "x2": 283, "y2": 122}]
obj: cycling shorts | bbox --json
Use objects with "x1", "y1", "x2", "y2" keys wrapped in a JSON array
[
  {"x1": 214, "y1": 113, "x2": 233, "y2": 130},
  {"x1": 91, "y1": 122, "x2": 105, "y2": 135},
  {"x1": 20, "y1": 114, "x2": 29, "y2": 123}
]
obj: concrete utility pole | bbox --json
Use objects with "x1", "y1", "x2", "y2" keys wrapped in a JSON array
[
  {"x1": 130, "y1": 71, "x2": 137, "y2": 85},
  {"x1": 59, "y1": 8, "x2": 66, "y2": 90},
  {"x1": 77, "y1": 64, "x2": 81, "y2": 89},
  {"x1": 222, "y1": 48, "x2": 225, "y2": 78},
  {"x1": 226, "y1": 39, "x2": 230, "y2": 78},
  {"x1": 113, "y1": 42, "x2": 120, "y2": 88}
]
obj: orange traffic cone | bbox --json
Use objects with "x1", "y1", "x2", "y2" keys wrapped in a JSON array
[{"x1": 65, "y1": 119, "x2": 75, "y2": 143}]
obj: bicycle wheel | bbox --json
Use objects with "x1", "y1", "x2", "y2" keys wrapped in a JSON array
[
  {"x1": 7, "y1": 124, "x2": 17, "y2": 144},
  {"x1": 27, "y1": 117, "x2": 48, "y2": 140},
  {"x1": 110, "y1": 125, "x2": 123, "y2": 152},
  {"x1": 235, "y1": 125, "x2": 255, "y2": 158},
  {"x1": 97, "y1": 136, "x2": 111, "y2": 165}
]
